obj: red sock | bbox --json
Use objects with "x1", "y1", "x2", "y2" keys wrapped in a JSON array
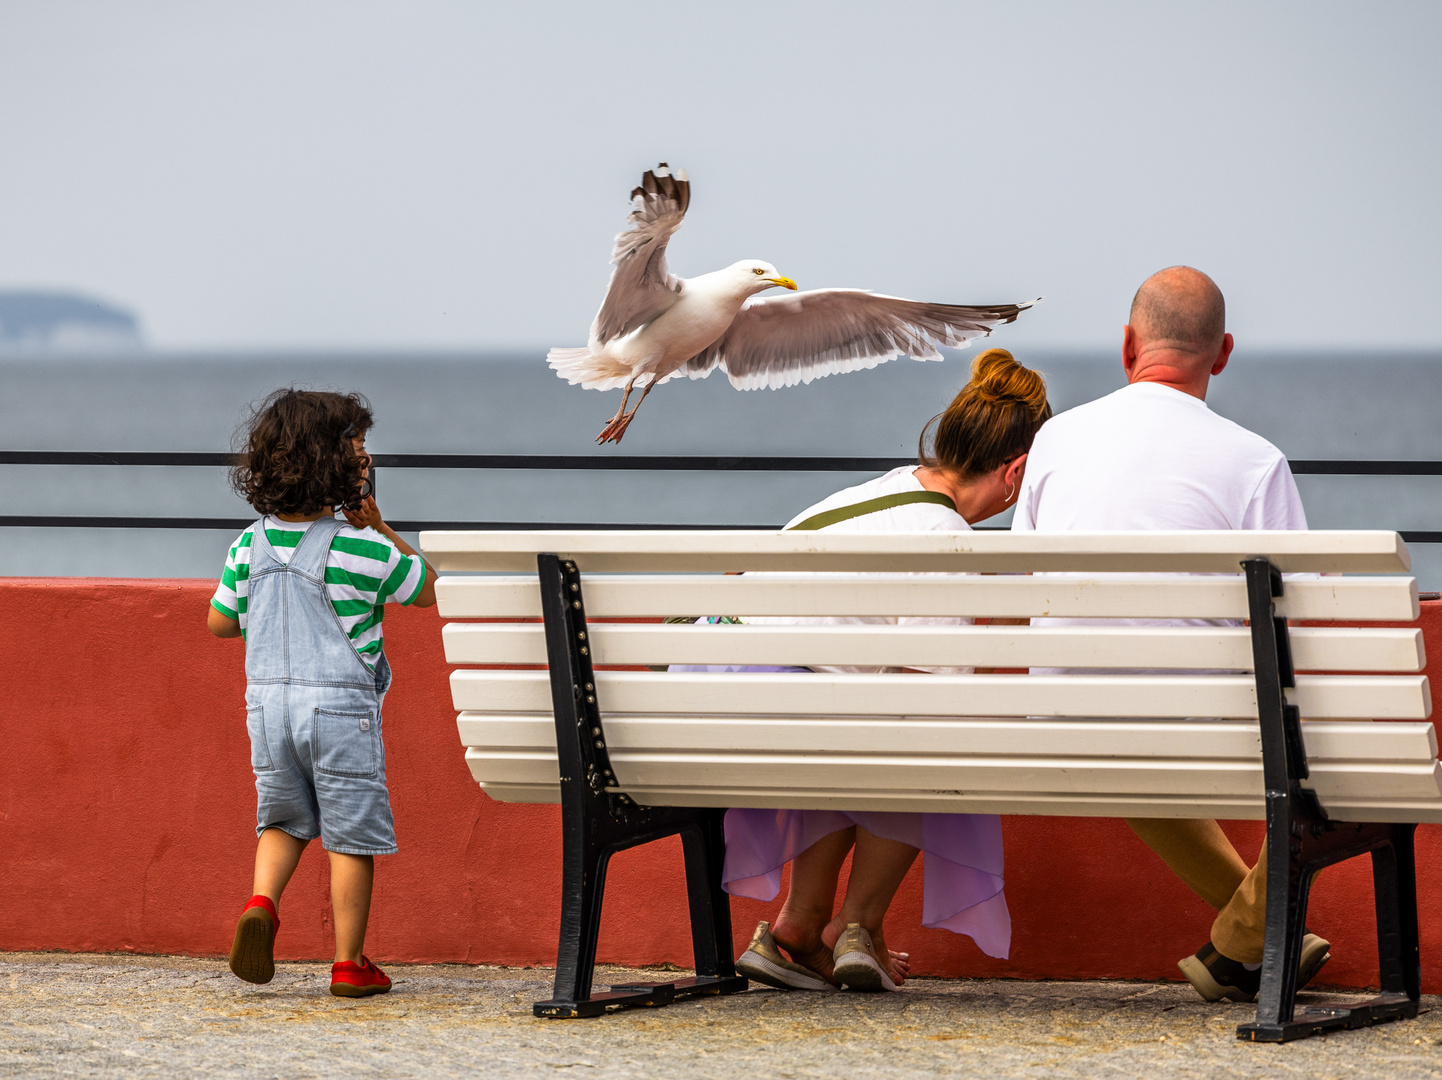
[{"x1": 242, "y1": 894, "x2": 279, "y2": 926}]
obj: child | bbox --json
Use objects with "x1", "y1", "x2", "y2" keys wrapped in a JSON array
[{"x1": 208, "y1": 388, "x2": 436, "y2": 997}]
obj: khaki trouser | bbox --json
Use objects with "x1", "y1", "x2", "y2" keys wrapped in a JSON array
[{"x1": 1127, "y1": 819, "x2": 1268, "y2": 963}]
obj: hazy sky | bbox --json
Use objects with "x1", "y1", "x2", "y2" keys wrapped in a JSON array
[{"x1": 1, "y1": 1, "x2": 1438, "y2": 351}]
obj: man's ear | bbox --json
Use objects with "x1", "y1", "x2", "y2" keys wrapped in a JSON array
[
  {"x1": 1122, "y1": 325, "x2": 1139, "y2": 378},
  {"x1": 1211, "y1": 332, "x2": 1234, "y2": 377}
]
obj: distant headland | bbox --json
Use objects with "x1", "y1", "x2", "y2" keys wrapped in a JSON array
[{"x1": 0, "y1": 290, "x2": 143, "y2": 352}]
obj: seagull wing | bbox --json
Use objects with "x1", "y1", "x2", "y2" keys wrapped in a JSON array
[
  {"x1": 683, "y1": 290, "x2": 1037, "y2": 389},
  {"x1": 590, "y1": 165, "x2": 691, "y2": 347}
]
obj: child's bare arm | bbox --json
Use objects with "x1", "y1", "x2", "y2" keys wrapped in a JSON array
[
  {"x1": 342, "y1": 496, "x2": 438, "y2": 608},
  {"x1": 208, "y1": 606, "x2": 242, "y2": 638}
]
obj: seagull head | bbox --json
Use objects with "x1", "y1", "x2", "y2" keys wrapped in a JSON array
[{"x1": 728, "y1": 260, "x2": 797, "y2": 296}]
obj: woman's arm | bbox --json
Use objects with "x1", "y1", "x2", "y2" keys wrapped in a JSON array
[{"x1": 342, "y1": 496, "x2": 438, "y2": 608}]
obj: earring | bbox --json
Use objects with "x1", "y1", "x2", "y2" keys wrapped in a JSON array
[{"x1": 1005, "y1": 480, "x2": 1016, "y2": 503}]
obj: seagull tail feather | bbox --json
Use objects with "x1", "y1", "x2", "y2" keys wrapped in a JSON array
[{"x1": 546, "y1": 346, "x2": 635, "y2": 391}]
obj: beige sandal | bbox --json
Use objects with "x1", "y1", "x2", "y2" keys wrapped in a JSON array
[{"x1": 735, "y1": 921, "x2": 835, "y2": 991}]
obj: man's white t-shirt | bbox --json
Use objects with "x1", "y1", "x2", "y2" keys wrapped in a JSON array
[
  {"x1": 1011, "y1": 381, "x2": 1307, "y2": 651},
  {"x1": 1012, "y1": 381, "x2": 1307, "y2": 534}
]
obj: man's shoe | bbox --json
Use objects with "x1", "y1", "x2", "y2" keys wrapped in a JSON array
[
  {"x1": 1178, "y1": 941, "x2": 1259, "y2": 1002},
  {"x1": 735, "y1": 921, "x2": 834, "y2": 991},
  {"x1": 229, "y1": 895, "x2": 279, "y2": 985},
  {"x1": 1178, "y1": 933, "x2": 1331, "y2": 1003},
  {"x1": 331, "y1": 956, "x2": 392, "y2": 998}
]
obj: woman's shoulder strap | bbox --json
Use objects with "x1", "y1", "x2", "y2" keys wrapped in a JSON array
[{"x1": 786, "y1": 490, "x2": 957, "y2": 532}]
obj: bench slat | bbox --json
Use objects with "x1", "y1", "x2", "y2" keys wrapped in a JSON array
[
  {"x1": 449, "y1": 670, "x2": 1433, "y2": 720},
  {"x1": 442, "y1": 623, "x2": 1426, "y2": 673},
  {"x1": 463, "y1": 754, "x2": 1442, "y2": 821},
  {"x1": 469, "y1": 776, "x2": 1272, "y2": 817},
  {"x1": 462, "y1": 749, "x2": 1442, "y2": 800},
  {"x1": 468, "y1": 778, "x2": 1442, "y2": 824},
  {"x1": 436, "y1": 574, "x2": 1419, "y2": 622},
  {"x1": 421, "y1": 529, "x2": 1410, "y2": 574},
  {"x1": 456, "y1": 714, "x2": 1439, "y2": 763}
]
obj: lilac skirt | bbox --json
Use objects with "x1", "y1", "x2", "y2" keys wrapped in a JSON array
[{"x1": 673, "y1": 664, "x2": 1011, "y2": 959}]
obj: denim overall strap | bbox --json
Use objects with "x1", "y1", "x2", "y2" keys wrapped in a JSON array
[
  {"x1": 277, "y1": 513, "x2": 346, "y2": 583},
  {"x1": 246, "y1": 515, "x2": 285, "y2": 574},
  {"x1": 285, "y1": 515, "x2": 394, "y2": 695}
]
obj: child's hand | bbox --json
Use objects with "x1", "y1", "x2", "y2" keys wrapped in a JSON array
[{"x1": 342, "y1": 496, "x2": 386, "y2": 533}]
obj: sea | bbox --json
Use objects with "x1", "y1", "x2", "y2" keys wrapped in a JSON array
[{"x1": 2, "y1": 349, "x2": 1441, "y2": 586}]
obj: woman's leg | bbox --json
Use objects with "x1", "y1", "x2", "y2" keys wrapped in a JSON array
[
  {"x1": 827, "y1": 827, "x2": 920, "y2": 984},
  {"x1": 771, "y1": 826, "x2": 856, "y2": 979},
  {"x1": 329, "y1": 852, "x2": 375, "y2": 966},
  {"x1": 253, "y1": 827, "x2": 308, "y2": 903}
]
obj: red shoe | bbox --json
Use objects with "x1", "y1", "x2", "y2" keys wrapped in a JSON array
[
  {"x1": 331, "y1": 956, "x2": 392, "y2": 998},
  {"x1": 229, "y1": 895, "x2": 279, "y2": 985}
]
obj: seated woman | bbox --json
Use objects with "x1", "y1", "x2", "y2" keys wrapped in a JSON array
[{"x1": 725, "y1": 348, "x2": 1051, "y2": 992}]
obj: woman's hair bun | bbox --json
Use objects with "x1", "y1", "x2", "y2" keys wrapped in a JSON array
[
  {"x1": 969, "y1": 348, "x2": 1049, "y2": 419},
  {"x1": 917, "y1": 348, "x2": 1052, "y2": 479}
]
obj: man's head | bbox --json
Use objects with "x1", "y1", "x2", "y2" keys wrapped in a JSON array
[{"x1": 1123, "y1": 266, "x2": 1233, "y2": 399}]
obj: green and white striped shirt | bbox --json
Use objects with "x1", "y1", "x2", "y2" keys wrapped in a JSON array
[{"x1": 210, "y1": 516, "x2": 426, "y2": 668}]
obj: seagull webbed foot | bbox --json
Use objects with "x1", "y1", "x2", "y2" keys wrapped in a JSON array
[{"x1": 596, "y1": 412, "x2": 633, "y2": 444}]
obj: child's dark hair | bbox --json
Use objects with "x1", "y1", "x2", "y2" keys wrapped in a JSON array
[
  {"x1": 919, "y1": 349, "x2": 1051, "y2": 477},
  {"x1": 231, "y1": 389, "x2": 374, "y2": 516}
]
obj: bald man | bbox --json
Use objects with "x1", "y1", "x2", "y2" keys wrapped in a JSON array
[{"x1": 1011, "y1": 266, "x2": 1330, "y2": 1003}]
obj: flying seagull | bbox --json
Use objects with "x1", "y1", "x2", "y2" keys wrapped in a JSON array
[{"x1": 549, "y1": 164, "x2": 1037, "y2": 444}]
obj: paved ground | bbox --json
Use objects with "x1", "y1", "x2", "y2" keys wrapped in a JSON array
[{"x1": 2, "y1": 953, "x2": 1439, "y2": 1079}]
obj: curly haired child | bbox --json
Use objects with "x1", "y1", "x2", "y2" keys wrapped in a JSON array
[{"x1": 208, "y1": 388, "x2": 436, "y2": 997}]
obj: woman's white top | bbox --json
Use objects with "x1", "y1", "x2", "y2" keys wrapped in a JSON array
[{"x1": 744, "y1": 465, "x2": 974, "y2": 674}]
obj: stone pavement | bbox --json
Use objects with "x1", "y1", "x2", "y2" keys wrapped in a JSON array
[{"x1": 2, "y1": 953, "x2": 1439, "y2": 1079}]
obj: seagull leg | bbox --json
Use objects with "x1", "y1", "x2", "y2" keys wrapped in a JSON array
[
  {"x1": 596, "y1": 380, "x2": 636, "y2": 444},
  {"x1": 605, "y1": 382, "x2": 655, "y2": 444}
]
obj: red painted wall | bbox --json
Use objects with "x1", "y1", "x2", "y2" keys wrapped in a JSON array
[{"x1": 2, "y1": 578, "x2": 1438, "y2": 989}]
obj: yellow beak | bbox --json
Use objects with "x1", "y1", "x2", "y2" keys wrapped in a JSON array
[{"x1": 767, "y1": 276, "x2": 798, "y2": 291}]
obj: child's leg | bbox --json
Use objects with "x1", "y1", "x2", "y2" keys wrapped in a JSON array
[
  {"x1": 253, "y1": 827, "x2": 309, "y2": 902},
  {"x1": 329, "y1": 852, "x2": 375, "y2": 965},
  {"x1": 232, "y1": 828, "x2": 306, "y2": 985}
]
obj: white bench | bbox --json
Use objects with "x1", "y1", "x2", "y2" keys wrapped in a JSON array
[{"x1": 421, "y1": 528, "x2": 1436, "y2": 1041}]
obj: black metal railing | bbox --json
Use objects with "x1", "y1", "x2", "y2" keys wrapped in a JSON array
[{"x1": 1, "y1": 452, "x2": 1440, "y2": 541}]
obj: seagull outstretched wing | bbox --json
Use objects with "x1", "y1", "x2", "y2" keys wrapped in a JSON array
[
  {"x1": 590, "y1": 164, "x2": 691, "y2": 348},
  {"x1": 683, "y1": 290, "x2": 1037, "y2": 390}
]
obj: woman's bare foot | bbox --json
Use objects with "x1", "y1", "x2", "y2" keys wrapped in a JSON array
[
  {"x1": 771, "y1": 910, "x2": 839, "y2": 985},
  {"x1": 874, "y1": 928, "x2": 911, "y2": 985},
  {"x1": 822, "y1": 915, "x2": 911, "y2": 985}
]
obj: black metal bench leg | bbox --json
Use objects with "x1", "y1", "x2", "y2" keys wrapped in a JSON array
[
  {"x1": 1373, "y1": 825, "x2": 1422, "y2": 1004},
  {"x1": 537, "y1": 834, "x2": 613, "y2": 1018},
  {"x1": 1245, "y1": 813, "x2": 1312, "y2": 1037},
  {"x1": 674, "y1": 811, "x2": 747, "y2": 998}
]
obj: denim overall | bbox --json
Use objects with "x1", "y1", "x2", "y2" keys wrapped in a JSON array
[{"x1": 243, "y1": 514, "x2": 398, "y2": 855}]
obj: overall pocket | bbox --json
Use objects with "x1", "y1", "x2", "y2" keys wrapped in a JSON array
[
  {"x1": 313, "y1": 707, "x2": 378, "y2": 779},
  {"x1": 246, "y1": 706, "x2": 273, "y2": 772}
]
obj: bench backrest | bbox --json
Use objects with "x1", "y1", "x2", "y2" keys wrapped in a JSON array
[{"x1": 421, "y1": 529, "x2": 1439, "y2": 823}]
